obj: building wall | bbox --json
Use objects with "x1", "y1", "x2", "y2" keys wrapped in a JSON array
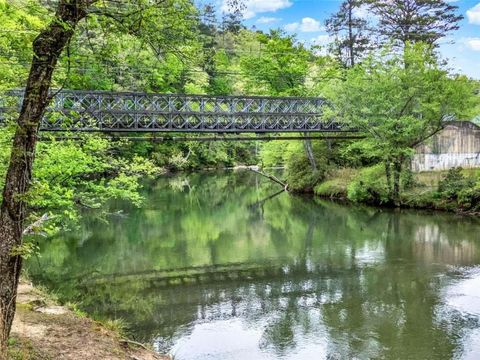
[{"x1": 412, "y1": 122, "x2": 480, "y2": 172}]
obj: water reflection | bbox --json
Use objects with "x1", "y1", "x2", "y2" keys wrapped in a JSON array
[
  {"x1": 445, "y1": 268, "x2": 480, "y2": 316},
  {"x1": 26, "y1": 171, "x2": 480, "y2": 359}
]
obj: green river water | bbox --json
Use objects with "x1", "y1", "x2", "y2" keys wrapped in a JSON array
[{"x1": 26, "y1": 170, "x2": 480, "y2": 360}]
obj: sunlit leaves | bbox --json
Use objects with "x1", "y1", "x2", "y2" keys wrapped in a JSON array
[
  {"x1": 240, "y1": 31, "x2": 311, "y2": 96},
  {"x1": 0, "y1": 0, "x2": 47, "y2": 89},
  {"x1": 13, "y1": 134, "x2": 161, "y2": 230},
  {"x1": 325, "y1": 43, "x2": 478, "y2": 197}
]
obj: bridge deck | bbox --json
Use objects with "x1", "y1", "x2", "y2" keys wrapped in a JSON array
[{"x1": 1, "y1": 90, "x2": 354, "y2": 133}]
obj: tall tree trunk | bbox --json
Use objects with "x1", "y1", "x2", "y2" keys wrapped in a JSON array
[
  {"x1": 0, "y1": 1, "x2": 89, "y2": 356},
  {"x1": 303, "y1": 134, "x2": 317, "y2": 172},
  {"x1": 347, "y1": 1, "x2": 355, "y2": 67},
  {"x1": 385, "y1": 160, "x2": 392, "y2": 195},
  {"x1": 392, "y1": 158, "x2": 402, "y2": 206}
]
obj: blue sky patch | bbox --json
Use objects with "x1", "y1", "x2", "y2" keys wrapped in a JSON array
[{"x1": 218, "y1": 0, "x2": 479, "y2": 79}]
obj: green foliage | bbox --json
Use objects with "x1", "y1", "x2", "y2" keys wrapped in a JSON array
[
  {"x1": 260, "y1": 140, "x2": 291, "y2": 168},
  {"x1": 436, "y1": 167, "x2": 480, "y2": 211},
  {"x1": 261, "y1": 139, "x2": 356, "y2": 192},
  {"x1": 65, "y1": 302, "x2": 88, "y2": 318},
  {"x1": 240, "y1": 30, "x2": 311, "y2": 96},
  {"x1": 339, "y1": 139, "x2": 382, "y2": 167},
  {"x1": 457, "y1": 184, "x2": 480, "y2": 212},
  {"x1": 9, "y1": 241, "x2": 39, "y2": 260},
  {"x1": 314, "y1": 168, "x2": 358, "y2": 198},
  {"x1": 328, "y1": 43, "x2": 478, "y2": 200},
  {"x1": 347, "y1": 165, "x2": 390, "y2": 204},
  {"x1": 437, "y1": 167, "x2": 474, "y2": 200},
  {"x1": 146, "y1": 139, "x2": 257, "y2": 171},
  {"x1": 0, "y1": 0, "x2": 47, "y2": 90},
  {"x1": 0, "y1": 125, "x2": 13, "y2": 191},
  {"x1": 401, "y1": 168, "x2": 416, "y2": 190},
  {"x1": 100, "y1": 318, "x2": 130, "y2": 337},
  {"x1": 315, "y1": 179, "x2": 347, "y2": 198},
  {"x1": 0, "y1": 131, "x2": 161, "y2": 231},
  {"x1": 285, "y1": 145, "x2": 328, "y2": 193}
]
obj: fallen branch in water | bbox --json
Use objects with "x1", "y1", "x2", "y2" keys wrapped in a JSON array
[
  {"x1": 248, "y1": 189, "x2": 286, "y2": 210},
  {"x1": 249, "y1": 168, "x2": 288, "y2": 191}
]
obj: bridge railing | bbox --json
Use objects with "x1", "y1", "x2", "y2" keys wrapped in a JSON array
[{"x1": 0, "y1": 90, "x2": 354, "y2": 133}]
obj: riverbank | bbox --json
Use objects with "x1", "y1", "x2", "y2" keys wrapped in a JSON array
[
  {"x1": 8, "y1": 279, "x2": 168, "y2": 360},
  {"x1": 312, "y1": 167, "x2": 480, "y2": 214},
  {"x1": 18, "y1": 170, "x2": 480, "y2": 359}
]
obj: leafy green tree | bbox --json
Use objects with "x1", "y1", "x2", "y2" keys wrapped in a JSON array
[
  {"x1": 240, "y1": 30, "x2": 325, "y2": 177},
  {"x1": 197, "y1": 4, "x2": 236, "y2": 95},
  {"x1": 0, "y1": 0, "x2": 240, "y2": 354},
  {"x1": 327, "y1": 43, "x2": 477, "y2": 203},
  {"x1": 0, "y1": 0, "x2": 47, "y2": 90},
  {"x1": 240, "y1": 30, "x2": 310, "y2": 96}
]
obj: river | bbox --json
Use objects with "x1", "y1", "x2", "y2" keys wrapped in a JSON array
[{"x1": 26, "y1": 170, "x2": 480, "y2": 359}]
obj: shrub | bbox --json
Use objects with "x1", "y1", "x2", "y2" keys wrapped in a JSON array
[
  {"x1": 401, "y1": 168, "x2": 416, "y2": 190},
  {"x1": 347, "y1": 164, "x2": 390, "y2": 204},
  {"x1": 458, "y1": 183, "x2": 480, "y2": 211},
  {"x1": 437, "y1": 167, "x2": 475, "y2": 200},
  {"x1": 285, "y1": 151, "x2": 328, "y2": 193}
]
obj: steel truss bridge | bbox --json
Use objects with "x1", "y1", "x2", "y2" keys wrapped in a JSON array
[{"x1": 0, "y1": 90, "x2": 356, "y2": 134}]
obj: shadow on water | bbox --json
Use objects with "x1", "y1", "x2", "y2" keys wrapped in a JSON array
[{"x1": 26, "y1": 170, "x2": 480, "y2": 360}]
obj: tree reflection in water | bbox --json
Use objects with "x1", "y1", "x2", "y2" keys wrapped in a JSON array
[{"x1": 26, "y1": 171, "x2": 480, "y2": 359}]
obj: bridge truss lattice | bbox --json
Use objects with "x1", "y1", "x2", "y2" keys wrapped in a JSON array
[{"x1": 1, "y1": 90, "x2": 353, "y2": 133}]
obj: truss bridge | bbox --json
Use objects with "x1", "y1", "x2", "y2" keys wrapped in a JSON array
[{"x1": 1, "y1": 90, "x2": 355, "y2": 133}]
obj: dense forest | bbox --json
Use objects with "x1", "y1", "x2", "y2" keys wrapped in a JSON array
[
  {"x1": 1, "y1": 0, "x2": 478, "y2": 205},
  {"x1": 0, "y1": 0, "x2": 480, "y2": 354},
  {"x1": 0, "y1": 3, "x2": 479, "y2": 216}
]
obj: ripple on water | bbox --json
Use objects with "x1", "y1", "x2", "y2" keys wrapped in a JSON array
[
  {"x1": 442, "y1": 266, "x2": 480, "y2": 359},
  {"x1": 445, "y1": 267, "x2": 480, "y2": 316}
]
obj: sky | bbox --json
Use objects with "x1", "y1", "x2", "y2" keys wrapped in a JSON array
[{"x1": 217, "y1": 0, "x2": 480, "y2": 79}]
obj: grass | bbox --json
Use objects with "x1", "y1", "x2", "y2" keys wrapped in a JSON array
[
  {"x1": 64, "y1": 301, "x2": 130, "y2": 336},
  {"x1": 314, "y1": 168, "x2": 358, "y2": 198},
  {"x1": 7, "y1": 337, "x2": 50, "y2": 360},
  {"x1": 16, "y1": 302, "x2": 34, "y2": 311},
  {"x1": 313, "y1": 167, "x2": 480, "y2": 213},
  {"x1": 65, "y1": 302, "x2": 87, "y2": 318},
  {"x1": 415, "y1": 168, "x2": 479, "y2": 188},
  {"x1": 98, "y1": 318, "x2": 130, "y2": 337}
]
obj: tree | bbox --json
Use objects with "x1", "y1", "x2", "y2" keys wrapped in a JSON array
[
  {"x1": 0, "y1": 0, "x2": 247, "y2": 355},
  {"x1": 368, "y1": 0, "x2": 463, "y2": 48},
  {"x1": 220, "y1": 6, "x2": 244, "y2": 34},
  {"x1": 240, "y1": 30, "x2": 322, "y2": 172},
  {"x1": 325, "y1": 0, "x2": 372, "y2": 67},
  {"x1": 0, "y1": 0, "x2": 48, "y2": 91},
  {"x1": 0, "y1": 2, "x2": 94, "y2": 354},
  {"x1": 327, "y1": 43, "x2": 476, "y2": 203},
  {"x1": 197, "y1": 4, "x2": 237, "y2": 95},
  {"x1": 240, "y1": 30, "x2": 311, "y2": 96}
]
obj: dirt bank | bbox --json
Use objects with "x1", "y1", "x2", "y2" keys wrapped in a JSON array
[{"x1": 8, "y1": 281, "x2": 169, "y2": 360}]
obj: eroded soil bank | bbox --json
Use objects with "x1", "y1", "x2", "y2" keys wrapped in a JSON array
[{"x1": 8, "y1": 280, "x2": 169, "y2": 360}]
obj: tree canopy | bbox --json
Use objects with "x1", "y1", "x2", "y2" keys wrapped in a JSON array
[{"x1": 0, "y1": 0, "x2": 479, "y2": 355}]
